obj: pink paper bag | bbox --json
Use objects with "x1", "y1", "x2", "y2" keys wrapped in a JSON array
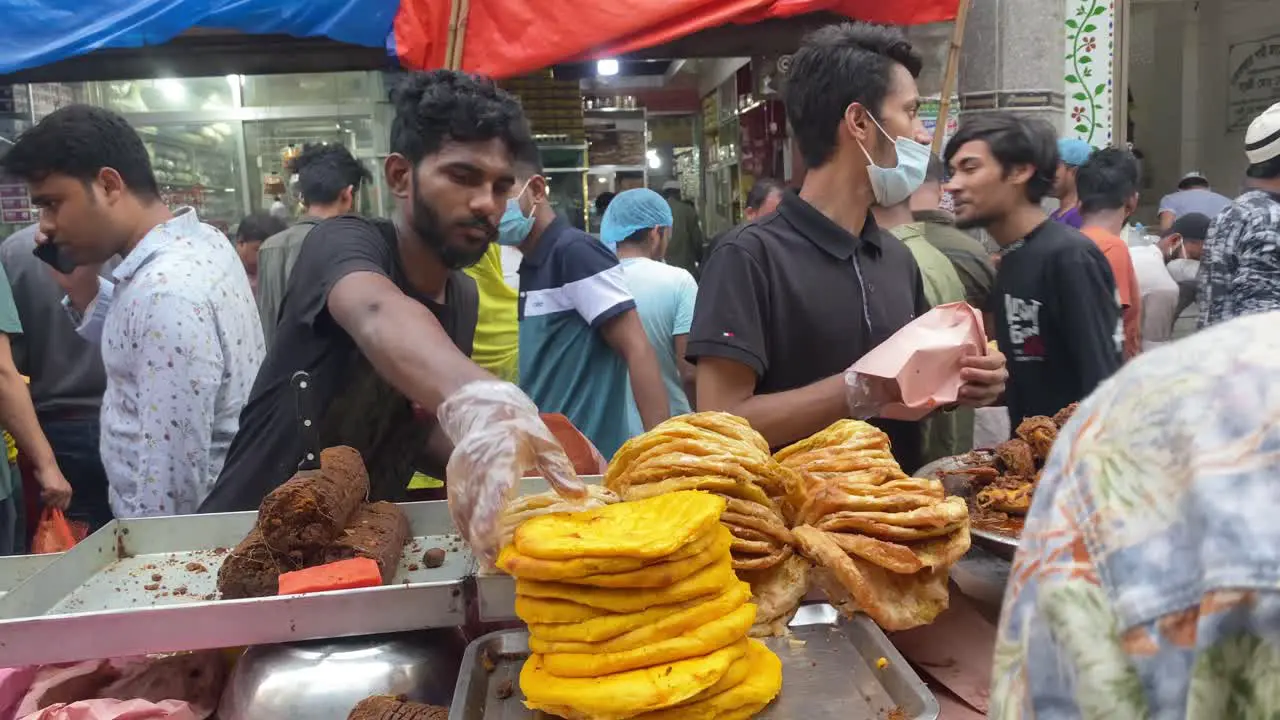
[{"x1": 845, "y1": 302, "x2": 987, "y2": 421}]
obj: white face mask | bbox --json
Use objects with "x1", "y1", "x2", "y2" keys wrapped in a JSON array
[{"x1": 857, "y1": 113, "x2": 930, "y2": 207}]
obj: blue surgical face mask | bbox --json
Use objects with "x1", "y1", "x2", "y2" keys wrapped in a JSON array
[
  {"x1": 498, "y1": 179, "x2": 536, "y2": 247},
  {"x1": 858, "y1": 114, "x2": 930, "y2": 207}
]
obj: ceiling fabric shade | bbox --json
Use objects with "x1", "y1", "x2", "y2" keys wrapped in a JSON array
[{"x1": 393, "y1": 0, "x2": 961, "y2": 78}]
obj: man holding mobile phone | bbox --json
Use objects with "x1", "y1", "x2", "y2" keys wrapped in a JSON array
[
  {"x1": 1, "y1": 105, "x2": 264, "y2": 518},
  {"x1": 2, "y1": 225, "x2": 110, "y2": 535},
  {"x1": 0, "y1": 240, "x2": 71, "y2": 552}
]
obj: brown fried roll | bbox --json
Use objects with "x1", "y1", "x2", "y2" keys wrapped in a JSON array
[
  {"x1": 216, "y1": 528, "x2": 296, "y2": 600},
  {"x1": 321, "y1": 501, "x2": 411, "y2": 583},
  {"x1": 258, "y1": 446, "x2": 370, "y2": 563}
]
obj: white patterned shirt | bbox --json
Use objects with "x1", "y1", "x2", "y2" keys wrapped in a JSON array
[{"x1": 74, "y1": 209, "x2": 264, "y2": 517}]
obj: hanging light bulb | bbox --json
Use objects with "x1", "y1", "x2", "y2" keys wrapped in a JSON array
[{"x1": 597, "y1": 59, "x2": 620, "y2": 77}]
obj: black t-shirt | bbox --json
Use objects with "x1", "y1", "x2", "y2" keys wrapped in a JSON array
[
  {"x1": 988, "y1": 219, "x2": 1121, "y2": 429},
  {"x1": 201, "y1": 216, "x2": 478, "y2": 512},
  {"x1": 687, "y1": 191, "x2": 931, "y2": 472}
]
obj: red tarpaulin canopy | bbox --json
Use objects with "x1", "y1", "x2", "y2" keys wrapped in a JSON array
[{"x1": 394, "y1": 0, "x2": 960, "y2": 78}]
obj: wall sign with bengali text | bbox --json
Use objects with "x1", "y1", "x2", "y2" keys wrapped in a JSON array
[{"x1": 1227, "y1": 35, "x2": 1280, "y2": 133}]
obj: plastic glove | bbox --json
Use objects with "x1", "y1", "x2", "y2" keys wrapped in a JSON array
[
  {"x1": 437, "y1": 380, "x2": 585, "y2": 561},
  {"x1": 843, "y1": 370, "x2": 897, "y2": 421}
]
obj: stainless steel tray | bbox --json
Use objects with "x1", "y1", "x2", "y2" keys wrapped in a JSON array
[
  {"x1": 918, "y1": 455, "x2": 1018, "y2": 560},
  {"x1": 449, "y1": 604, "x2": 939, "y2": 720},
  {"x1": 0, "y1": 553, "x2": 59, "y2": 600},
  {"x1": 0, "y1": 501, "x2": 470, "y2": 666}
]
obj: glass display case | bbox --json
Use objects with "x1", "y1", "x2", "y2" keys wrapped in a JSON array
[
  {"x1": 135, "y1": 123, "x2": 243, "y2": 233},
  {"x1": 540, "y1": 142, "x2": 588, "y2": 231},
  {"x1": 242, "y1": 117, "x2": 378, "y2": 218},
  {"x1": 241, "y1": 72, "x2": 380, "y2": 108}
]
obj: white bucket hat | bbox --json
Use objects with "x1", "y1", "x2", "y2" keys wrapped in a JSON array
[{"x1": 1245, "y1": 101, "x2": 1280, "y2": 165}]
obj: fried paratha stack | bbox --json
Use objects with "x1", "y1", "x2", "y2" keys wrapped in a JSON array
[
  {"x1": 605, "y1": 413, "x2": 796, "y2": 575},
  {"x1": 605, "y1": 412, "x2": 806, "y2": 637},
  {"x1": 778, "y1": 420, "x2": 971, "y2": 632},
  {"x1": 501, "y1": 491, "x2": 782, "y2": 720}
]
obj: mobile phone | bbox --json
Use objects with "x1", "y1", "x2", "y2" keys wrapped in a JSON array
[{"x1": 33, "y1": 241, "x2": 78, "y2": 275}]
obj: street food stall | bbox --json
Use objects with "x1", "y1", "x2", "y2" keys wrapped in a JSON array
[
  {"x1": 0, "y1": 1, "x2": 1004, "y2": 718},
  {"x1": 0, "y1": 399, "x2": 1097, "y2": 717}
]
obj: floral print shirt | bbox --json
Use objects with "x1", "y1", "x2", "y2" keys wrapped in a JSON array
[
  {"x1": 75, "y1": 209, "x2": 263, "y2": 517},
  {"x1": 1197, "y1": 190, "x2": 1280, "y2": 329},
  {"x1": 991, "y1": 311, "x2": 1280, "y2": 719}
]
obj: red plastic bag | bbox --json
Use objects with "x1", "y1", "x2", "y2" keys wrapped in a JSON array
[{"x1": 31, "y1": 508, "x2": 81, "y2": 554}]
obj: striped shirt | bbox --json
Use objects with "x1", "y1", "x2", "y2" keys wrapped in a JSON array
[
  {"x1": 518, "y1": 217, "x2": 636, "y2": 459},
  {"x1": 1198, "y1": 190, "x2": 1280, "y2": 328}
]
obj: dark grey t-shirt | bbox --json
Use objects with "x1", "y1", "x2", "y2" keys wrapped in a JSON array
[{"x1": 0, "y1": 225, "x2": 108, "y2": 415}]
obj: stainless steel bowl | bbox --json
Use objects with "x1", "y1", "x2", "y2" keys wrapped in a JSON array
[{"x1": 218, "y1": 629, "x2": 467, "y2": 719}]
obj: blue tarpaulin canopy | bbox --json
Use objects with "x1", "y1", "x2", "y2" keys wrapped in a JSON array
[{"x1": 0, "y1": 0, "x2": 400, "y2": 76}]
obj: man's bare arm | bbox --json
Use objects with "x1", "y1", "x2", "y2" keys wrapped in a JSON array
[
  {"x1": 695, "y1": 356, "x2": 846, "y2": 448},
  {"x1": 0, "y1": 334, "x2": 70, "y2": 508},
  {"x1": 329, "y1": 272, "x2": 492, "y2": 413},
  {"x1": 600, "y1": 309, "x2": 670, "y2": 430}
]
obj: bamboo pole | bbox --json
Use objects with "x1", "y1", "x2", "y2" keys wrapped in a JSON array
[
  {"x1": 932, "y1": 0, "x2": 973, "y2": 155},
  {"x1": 446, "y1": 0, "x2": 471, "y2": 70},
  {"x1": 444, "y1": 0, "x2": 461, "y2": 70}
]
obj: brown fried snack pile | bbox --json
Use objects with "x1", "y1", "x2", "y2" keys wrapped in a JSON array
[
  {"x1": 779, "y1": 420, "x2": 971, "y2": 632},
  {"x1": 604, "y1": 412, "x2": 802, "y2": 635},
  {"x1": 949, "y1": 406, "x2": 1075, "y2": 518},
  {"x1": 347, "y1": 695, "x2": 448, "y2": 720},
  {"x1": 217, "y1": 447, "x2": 411, "y2": 599}
]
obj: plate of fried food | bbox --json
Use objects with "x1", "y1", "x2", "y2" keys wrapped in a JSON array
[{"x1": 917, "y1": 403, "x2": 1078, "y2": 559}]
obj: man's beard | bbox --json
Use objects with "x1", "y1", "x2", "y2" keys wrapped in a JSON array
[{"x1": 409, "y1": 178, "x2": 494, "y2": 270}]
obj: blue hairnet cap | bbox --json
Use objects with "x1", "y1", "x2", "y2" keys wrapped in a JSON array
[
  {"x1": 600, "y1": 188, "x2": 674, "y2": 251},
  {"x1": 1058, "y1": 138, "x2": 1094, "y2": 167}
]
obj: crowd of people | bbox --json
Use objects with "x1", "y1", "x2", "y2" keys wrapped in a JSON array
[{"x1": 1, "y1": 18, "x2": 1280, "y2": 715}]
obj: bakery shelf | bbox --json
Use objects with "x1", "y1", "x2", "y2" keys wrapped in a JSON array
[{"x1": 0, "y1": 502, "x2": 470, "y2": 666}]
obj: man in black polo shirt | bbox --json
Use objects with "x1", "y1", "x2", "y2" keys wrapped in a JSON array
[
  {"x1": 689, "y1": 22, "x2": 1007, "y2": 472},
  {"x1": 943, "y1": 113, "x2": 1121, "y2": 428},
  {"x1": 202, "y1": 72, "x2": 582, "y2": 558}
]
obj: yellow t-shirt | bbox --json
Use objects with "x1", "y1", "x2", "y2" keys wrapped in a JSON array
[
  {"x1": 410, "y1": 248, "x2": 518, "y2": 491},
  {"x1": 463, "y1": 244, "x2": 520, "y2": 383}
]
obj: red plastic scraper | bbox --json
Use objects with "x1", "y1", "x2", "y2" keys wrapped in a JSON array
[{"x1": 278, "y1": 557, "x2": 383, "y2": 595}]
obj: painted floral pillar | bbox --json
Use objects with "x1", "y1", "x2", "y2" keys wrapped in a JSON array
[{"x1": 1063, "y1": 0, "x2": 1116, "y2": 145}]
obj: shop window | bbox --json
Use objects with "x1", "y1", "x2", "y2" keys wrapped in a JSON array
[
  {"x1": 241, "y1": 118, "x2": 377, "y2": 217},
  {"x1": 241, "y1": 72, "x2": 379, "y2": 108},
  {"x1": 84, "y1": 77, "x2": 237, "y2": 114},
  {"x1": 136, "y1": 124, "x2": 243, "y2": 234}
]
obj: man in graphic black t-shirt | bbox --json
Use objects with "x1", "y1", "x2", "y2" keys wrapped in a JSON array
[{"x1": 944, "y1": 114, "x2": 1122, "y2": 429}]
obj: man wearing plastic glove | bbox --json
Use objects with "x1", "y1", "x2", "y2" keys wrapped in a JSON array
[
  {"x1": 201, "y1": 71, "x2": 583, "y2": 560},
  {"x1": 688, "y1": 22, "x2": 1007, "y2": 474}
]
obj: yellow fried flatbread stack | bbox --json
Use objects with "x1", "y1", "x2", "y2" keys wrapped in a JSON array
[
  {"x1": 606, "y1": 413, "x2": 796, "y2": 566},
  {"x1": 501, "y1": 491, "x2": 783, "y2": 720},
  {"x1": 777, "y1": 420, "x2": 971, "y2": 632},
  {"x1": 498, "y1": 485, "x2": 621, "y2": 550},
  {"x1": 604, "y1": 412, "x2": 806, "y2": 636}
]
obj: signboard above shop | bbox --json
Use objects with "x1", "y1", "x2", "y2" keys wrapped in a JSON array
[{"x1": 1227, "y1": 34, "x2": 1280, "y2": 133}]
